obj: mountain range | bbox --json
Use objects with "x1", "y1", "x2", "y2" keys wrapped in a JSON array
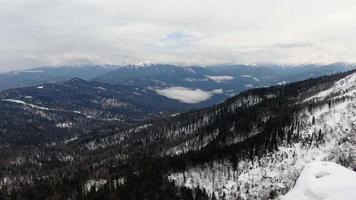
[
  {"x1": 1, "y1": 63, "x2": 355, "y2": 106},
  {"x1": 0, "y1": 65, "x2": 116, "y2": 91},
  {"x1": 0, "y1": 65, "x2": 355, "y2": 199}
]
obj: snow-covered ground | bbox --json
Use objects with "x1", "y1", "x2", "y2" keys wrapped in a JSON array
[
  {"x1": 281, "y1": 161, "x2": 356, "y2": 200},
  {"x1": 84, "y1": 178, "x2": 125, "y2": 192},
  {"x1": 2, "y1": 99, "x2": 51, "y2": 110}
]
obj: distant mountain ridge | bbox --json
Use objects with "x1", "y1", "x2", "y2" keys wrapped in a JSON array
[
  {"x1": 1, "y1": 62, "x2": 355, "y2": 96},
  {"x1": 93, "y1": 62, "x2": 356, "y2": 105},
  {"x1": 0, "y1": 65, "x2": 118, "y2": 91}
]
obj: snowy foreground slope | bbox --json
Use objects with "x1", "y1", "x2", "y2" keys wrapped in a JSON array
[
  {"x1": 282, "y1": 161, "x2": 356, "y2": 200},
  {"x1": 169, "y1": 72, "x2": 356, "y2": 199}
]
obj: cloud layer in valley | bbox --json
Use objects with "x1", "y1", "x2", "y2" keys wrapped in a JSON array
[
  {"x1": 1, "y1": 0, "x2": 356, "y2": 71},
  {"x1": 155, "y1": 87, "x2": 223, "y2": 103}
]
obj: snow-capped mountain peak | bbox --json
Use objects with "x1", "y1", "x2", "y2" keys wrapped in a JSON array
[{"x1": 135, "y1": 60, "x2": 154, "y2": 67}]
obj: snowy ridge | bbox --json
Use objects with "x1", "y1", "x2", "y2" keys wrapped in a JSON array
[
  {"x1": 169, "y1": 71, "x2": 356, "y2": 199},
  {"x1": 304, "y1": 71, "x2": 356, "y2": 102},
  {"x1": 135, "y1": 60, "x2": 154, "y2": 68}
]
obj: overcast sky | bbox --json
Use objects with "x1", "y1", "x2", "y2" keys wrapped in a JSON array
[{"x1": 1, "y1": 0, "x2": 356, "y2": 72}]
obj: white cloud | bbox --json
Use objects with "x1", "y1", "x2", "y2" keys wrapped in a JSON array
[
  {"x1": 1, "y1": 0, "x2": 356, "y2": 71},
  {"x1": 155, "y1": 87, "x2": 223, "y2": 103},
  {"x1": 205, "y1": 75, "x2": 234, "y2": 83}
]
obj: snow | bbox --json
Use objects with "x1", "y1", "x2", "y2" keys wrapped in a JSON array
[
  {"x1": 84, "y1": 179, "x2": 107, "y2": 192},
  {"x1": 135, "y1": 123, "x2": 152, "y2": 131},
  {"x1": 56, "y1": 122, "x2": 73, "y2": 128},
  {"x1": 170, "y1": 113, "x2": 180, "y2": 117},
  {"x1": 205, "y1": 75, "x2": 234, "y2": 83},
  {"x1": 2, "y1": 99, "x2": 89, "y2": 117},
  {"x1": 244, "y1": 84, "x2": 253, "y2": 88},
  {"x1": 64, "y1": 136, "x2": 78, "y2": 144},
  {"x1": 281, "y1": 161, "x2": 356, "y2": 200},
  {"x1": 1, "y1": 99, "x2": 51, "y2": 110},
  {"x1": 37, "y1": 85, "x2": 44, "y2": 89},
  {"x1": 135, "y1": 60, "x2": 153, "y2": 67},
  {"x1": 84, "y1": 178, "x2": 125, "y2": 192},
  {"x1": 106, "y1": 117, "x2": 123, "y2": 121},
  {"x1": 95, "y1": 86, "x2": 106, "y2": 90},
  {"x1": 253, "y1": 77, "x2": 260, "y2": 82},
  {"x1": 305, "y1": 72, "x2": 356, "y2": 102},
  {"x1": 184, "y1": 67, "x2": 197, "y2": 74},
  {"x1": 278, "y1": 81, "x2": 287, "y2": 85}
]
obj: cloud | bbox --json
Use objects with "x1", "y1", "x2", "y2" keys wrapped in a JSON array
[
  {"x1": 1, "y1": 0, "x2": 356, "y2": 71},
  {"x1": 205, "y1": 75, "x2": 234, "y2": 83},
  {"x1": 155, "y1": 87, "x2": 223, "y2": 104}
]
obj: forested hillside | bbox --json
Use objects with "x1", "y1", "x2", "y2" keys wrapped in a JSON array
[{"x1": 0, "y1": 78, "x2": 207, "y2": 146}]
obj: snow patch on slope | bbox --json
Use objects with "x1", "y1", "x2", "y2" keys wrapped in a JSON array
[
  {"x1": 2, "y1": 99, "x2": 51, "y2": 110},
  {"x1": 135, "y1": 60, "x2": 153, "y2": 67},
  {"x1": 282, "y1": 161, "x2": 356, "y2": 200}
]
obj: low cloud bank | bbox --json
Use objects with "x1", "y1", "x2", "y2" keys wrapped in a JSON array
[
  {"x1": 205, "y1": 75, "x2": 234, "y2": 83},
  {"x1": 155, "y1": 87, "x2": 223, "y2": 104}
]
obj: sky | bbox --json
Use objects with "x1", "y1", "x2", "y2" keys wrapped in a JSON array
[{"x1": 1, "y1": 0, "x2": 356, "y2": 72}]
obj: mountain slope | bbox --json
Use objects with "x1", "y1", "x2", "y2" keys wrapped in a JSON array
[{"x1": 167, "y1": 70, "x2": 356, "y2": 199}]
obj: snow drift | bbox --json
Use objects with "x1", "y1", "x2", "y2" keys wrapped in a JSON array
[{"x1": 282, "y1": 161, "x2": 356, "y2": 200}]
